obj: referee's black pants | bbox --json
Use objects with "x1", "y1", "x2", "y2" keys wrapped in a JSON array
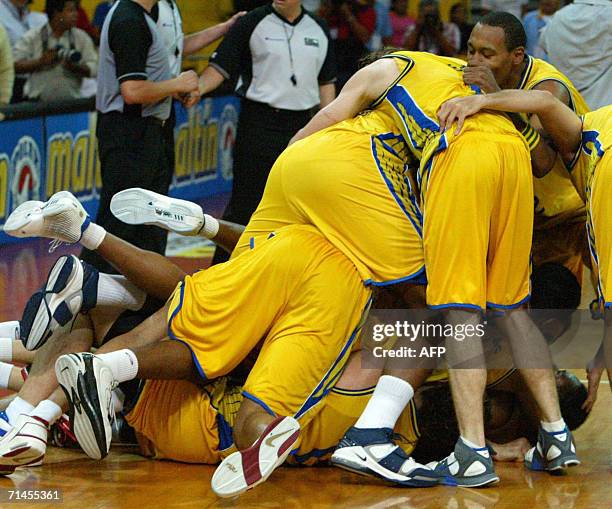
[
  {"x1": 211, "y1": 99, "x2": 315, "y2": 264},
  {"x1": 81, "y1": 112, "x2": 172, "y2": 273}
]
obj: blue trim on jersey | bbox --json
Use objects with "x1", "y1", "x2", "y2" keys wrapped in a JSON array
[
  {"x1": 166, "y1": 282, "x2": 208, "y2": 381},
  {"x1": 469, "y1": 84, "x2": 482, "y2": 94},
  {"x1": 293, "y1": 296, "x2": 373, "y2": 420},
  {"x1": 216, "y1": 413, "x2": 234, "y2": 451},
  {"x1": 429, "y1": 302, "x2": 483, "y2": 311},
  {"x1": 364, "y1": 266, "x2": 427, "y2": 287},
  {"x1": 385, "y1": 85, "x2": 441, "y2": 153},
  {"x1": 242, "y1": 391, "x2": 277, "y2": 416},
  {"x1": 582, "y1": 130, "x2": 605, "y2": 157},
  {"x1": 249, "y1": 237, "x2": 255, "y2": 250},
  {"x1": 371, "y1": 135, "x2": 423, "y2": 238},
  {"x1": 487, "y1": 294, "x2": 531, "y2": 310},
  {"x1": 605, "y1": 302, "x2": 612, "y2": 309}
]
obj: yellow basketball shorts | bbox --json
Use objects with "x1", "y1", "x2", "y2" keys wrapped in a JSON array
[
  {"x1": 233, "y1": 129, "x2": 425, "y2": 286},
  {"x1": 124, "y1": 378, "x2": 241, "y2": 463},
  {"x1": 167, "y1": 224, "x2": 372, "y2": 423},
  {"x1": 421, "y1": 131, "x2": 533, "y2": 310},
  {"x1": 588, "y1": 150, "x2": 612, "y2": 306}
]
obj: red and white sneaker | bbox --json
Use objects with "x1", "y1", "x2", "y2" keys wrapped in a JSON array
[
  {"x1": 0, "y1": 415, "x2": 47, "y2": 475},
  {"x1": 211, "y1": 416, "x2": 300, "y2": 498}
]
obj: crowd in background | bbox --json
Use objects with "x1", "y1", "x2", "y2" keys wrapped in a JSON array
[{"x1": 2, "y1": 0, "x2": 602, "y2": 107}]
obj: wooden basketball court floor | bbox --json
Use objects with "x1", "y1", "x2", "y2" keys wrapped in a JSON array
[{"x1": 0, "y1": 203, "x2": 610, "y2": 508}]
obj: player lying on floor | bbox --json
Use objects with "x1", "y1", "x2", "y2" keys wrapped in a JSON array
[
  {"x1": 2, "y1": 191, "x2": 588, "y2": 486},
  {"x1": 5, "y1": 191, "x2": 443, "y2": 496},
  {"x1": 437, "y1": 91, "x2": 612, "y2": 408}
]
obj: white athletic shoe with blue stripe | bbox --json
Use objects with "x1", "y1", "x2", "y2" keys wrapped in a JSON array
[
  {"x1": 20, "y1": 255, "x2": 99, "y2": 351},
  {"x1": 331, "y1": 427, "x2": 440, "y2": 487}
]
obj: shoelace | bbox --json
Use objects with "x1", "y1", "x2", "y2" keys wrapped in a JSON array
[{"x1": 48, "y1": 238, "x2": 64, "y2": 253}]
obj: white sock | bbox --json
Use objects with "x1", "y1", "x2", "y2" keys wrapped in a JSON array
[
  {"x1": 200, "y1": 214, "x2": 219, "y2": 239},
  {"x1": 97, "y1": 274, "x2": 146, "y2": 311},
  {"x1": 0, "y1": 321, "x2": 19, "y2": 341},
  {"x1": 0, "y1": 338, "x2": 12, "y2": 362},
  {"x1": 30, "y1": 400, "x2": 62, "y2": 425},
  {"x1": 354, "y1": 375, "x2": 414, "y2": 429},
  {"x1": 460, "y1": 436, "x2": 490, "y2": 458},
  {"x1": 97, "y1": 349, "x2": 139, "y2": 383},
  {"x1": 541, "y1": 418, "x2": 566, "y2": 433},
  {"x1": 81, "y1": 222, "x2": 106, "y2": 250},
  {"x1": 0, "y1": 362, "x2": 13, "y2": 389},
  {"x1": 6, "y1": 396, "x2": 35, "y2": 423}
]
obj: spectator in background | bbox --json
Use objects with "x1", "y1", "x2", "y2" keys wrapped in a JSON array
[
  {"x1": 368, "y1": 1, "x2": 393, "y2": 51},
  {"x1": 523, "y1": 0, "x2": 559, "y2": 59},
  {"x1": 481, "y1": 0, "x2": 528, "y2": 19},
  {"x1": 75, "y1": 0, "x2": 97, "y2": 42},
  {"x1": 450, "y1": 2, "x2": 472, "y2": 56},
  {"x1": 405, "y1": 0, "x2": 460, "y2": 56},
  {"x1": 389, "y1": 0, "x2": 415, "y2": 47},
  {"x1": 91, "y1": 0, "x2": 113, "y2": 40},
  {"x1": 320, "y1": 0, "x2": 375, "y2": 90},
  {"x1": 303, "y1": 0, "x2": 321, "y2": 11},
  {"x1": 195, "y1": 0, "x2": 337, "y2": 263},
  {"x1": 539, "y1": 0, "x2": 612, "y2": 109},
  {"x1": 0, "y1": 0, "x2": 48, "y2": 101},
  {"x1": 0, "y1": 24, "x2": 14, "y2": 105},
  {"x1": 13, "y1": 0, "x2": 97, "y2": 102}
]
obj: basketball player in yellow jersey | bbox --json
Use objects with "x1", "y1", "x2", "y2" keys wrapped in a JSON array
[
  {"x1": 463, "y1": 12, "x2": 591, "y2": 284},
  {"x1": 438, "y1": 88, "x2": 612, "y2": 422},
  {"x1": 284, "y1": 49, "x2": 573, "y2": 487}
]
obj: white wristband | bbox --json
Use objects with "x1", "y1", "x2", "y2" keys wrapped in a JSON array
[
  {"x1": 81, "y1": 222, "x2": 107, "y2": 250},
  {"x1": 201, "y1": 214, "x2": 220, "y2": 239}
]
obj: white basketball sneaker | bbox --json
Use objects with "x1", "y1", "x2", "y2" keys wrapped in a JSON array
[
  {"x1": 0, "y1": 415, "x2": 48, "y2": 476},
  {"x1": 110, "y1": 188, "x2": 205, "y2": 236},
  {"x1": 55, "y1": 353, "x2": 116, "y2": 460},
  {"x1": 4, "y1": 191, "x2": 90, "y2": 251}
]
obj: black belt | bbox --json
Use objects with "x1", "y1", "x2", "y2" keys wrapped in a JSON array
[{"x1": 145, "y1": 116, "x2": 167, "y2": 127}]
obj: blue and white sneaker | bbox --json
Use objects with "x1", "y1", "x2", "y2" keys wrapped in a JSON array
[
  {"x1": 3, "y1": 191, "x2": 90, "y2": 252},
  {"x1": 525, "y1": 425, "x2": 580, "y2": 472},
  {"x1": 427, "y1": 439, "x2": 499, "y2": 487},
  {"x1": 20, "y1": 255, "x2": 99, "y2": 351},
  {"x1": 0, "y1": 411, "x2": 13, "y2": 438},
  {"x1": 330, "y1": 427, "x2": 439, "y2": 487}
]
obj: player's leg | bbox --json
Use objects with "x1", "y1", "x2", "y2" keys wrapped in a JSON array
[
  {"x1": 589, "y1": 151, "x2": 612, "y2": 391},
  {"x1": 4, "y1": 191, "x2": 187, "y2": 301}
]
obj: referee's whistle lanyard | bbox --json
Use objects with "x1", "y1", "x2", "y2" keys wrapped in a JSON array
[{"x1": 282, "y1": 23, "x2": 298, "y2": 87}]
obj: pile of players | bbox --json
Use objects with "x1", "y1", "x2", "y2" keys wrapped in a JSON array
[{"x1": 0, "y1": 12, "x2": 609, "y2": 498}]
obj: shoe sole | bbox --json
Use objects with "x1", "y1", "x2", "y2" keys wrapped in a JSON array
[
  {"x1": 440, "y1": 473, "x2": 501, "y2": 488},
  {"x1": 21, "y1": 256, "x2": 83, "y2": 351},
  {"x1": 331, "y1": 446, "x2": 440, "y2": 487},
  {"x1": 110, "y1": 188, "x2": 203, "y2": 235},
  {"x1": 525, "y1": 457, "x2": 581, "y2": 472},
  {"x1": 3, "y1": 201, "x2": 44, "y2": 237},
  {"x1": 211, "y1": 416, "x2": 300, "y2": 498},
  {"x1": 55, "y1": 354, "x2": 113, "y2": 460}
]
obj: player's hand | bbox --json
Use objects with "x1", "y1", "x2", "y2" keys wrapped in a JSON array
[
  {"x1": 583, "y1": 362, "x2": 604, "y2": 413},
  {"x1": 437, "y1": 95, "x2": 486, "y2": 135},
  {"x1": 223, "y1": 11, "x2": 246, "y2": 33},
  {"x1": 175, "y1": 70, "x2": 199, "y2": 94},
  {"x1": 463, "y1": 65, "x2": 500, "y2": 94}
]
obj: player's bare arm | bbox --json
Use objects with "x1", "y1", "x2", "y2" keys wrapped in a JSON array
[{"x1": 438, "y1": 89, "x2": 582, "y2": 165}]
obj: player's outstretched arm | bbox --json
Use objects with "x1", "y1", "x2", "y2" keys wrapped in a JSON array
[
  {"x1": 289, "y1": 58, "x2": 399, "y2": 145},
  {"x1": 438, "y1": 90, "x2": 582, "y2": 165}
]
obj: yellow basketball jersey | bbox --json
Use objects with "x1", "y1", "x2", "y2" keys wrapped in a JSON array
[
  {"x1": 518, "y1": 56, "x2": 590, "y2": 218},
  {"x1": 569, "y1": 106, "x2": 612, "y2": 202}
]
